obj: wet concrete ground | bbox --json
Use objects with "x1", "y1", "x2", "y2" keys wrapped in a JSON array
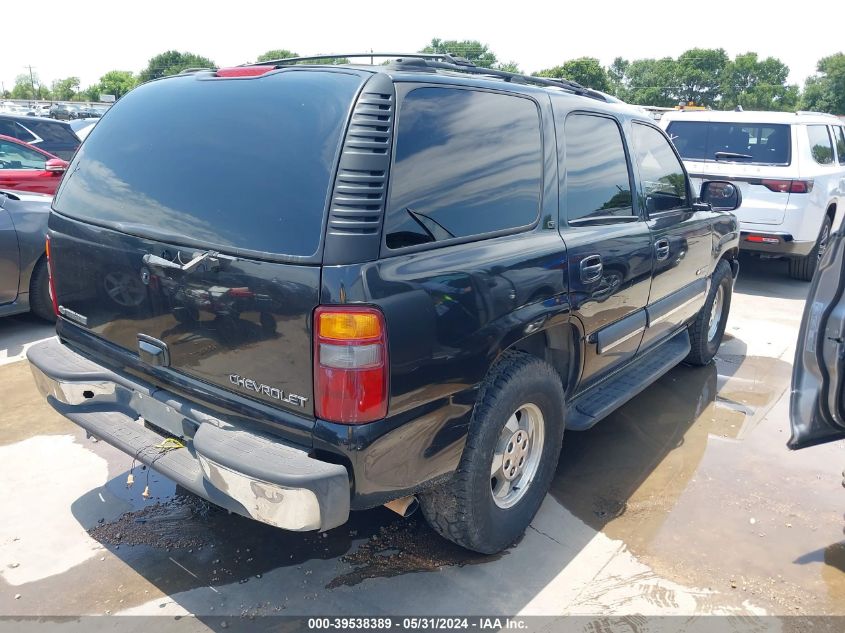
[{"x1": 0, "y1": 255, "x2": 842, "y2": 622}]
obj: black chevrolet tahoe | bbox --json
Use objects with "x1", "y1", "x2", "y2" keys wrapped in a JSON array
[{"x1": 28, "y1": 54, "x2": 741, "y2": 554}]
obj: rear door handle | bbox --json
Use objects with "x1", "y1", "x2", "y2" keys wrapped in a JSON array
[
  {"x1": 655, "y1": 238, "x2": 670, "y2": 261},
  {"x1": 580, "y1": 254, "x2": 603, "y2": 283}
]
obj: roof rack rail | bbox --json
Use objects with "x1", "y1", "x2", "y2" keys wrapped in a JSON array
[
  {"x1": 178, "y1": 67, "x2": 215, "y2": 75},
  {"x1": 247, "y1": 52, "x2": 608, "y2": 102},
  {"x1": 795, "y1": 110, "x2": 839, "y2": 118}
]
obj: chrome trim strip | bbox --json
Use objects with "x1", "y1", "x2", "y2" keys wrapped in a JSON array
[
  {"x1": 649, "y1": 292, "x2": 706, "y2": 327},
  {"x1": 601, "y1": 326, "x2": 646, "y2": 353}
]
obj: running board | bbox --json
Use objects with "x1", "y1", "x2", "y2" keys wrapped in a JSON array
[{"x1": 566, "y1": 329, "x2": 691, "y2": 431}]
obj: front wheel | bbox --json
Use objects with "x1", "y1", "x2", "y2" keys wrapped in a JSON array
[
  {"x1": 419, "y1": 352, "x2": 565, "y2": 554},
  {"x1": 685, "y1": 259, "x2": 732, "y2": 366}
]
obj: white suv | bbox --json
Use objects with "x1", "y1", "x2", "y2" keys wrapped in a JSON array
[{"x1": 660, "y1": 110, "x2": 845, "y2": 280}]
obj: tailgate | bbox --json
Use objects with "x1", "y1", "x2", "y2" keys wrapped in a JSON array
[
  {"x1": 686, "y1": 160, "x2": 793, "y2": 226},
  {"x1": 49, "y1": 214, "x2": 319, "y2": 417}
]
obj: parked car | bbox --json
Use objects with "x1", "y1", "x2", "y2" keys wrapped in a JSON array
[
  {"x1": 661, "y1": 110, "x2": 845, "y2": 281},
  {"x1": 27, "y1": 54, "x2": 741, "y2": 554},
  {"x1": 69, "y1": 118, "x2": 97, "y2": 141},
  {"x1": 0, "y1": 189, "x2": 54, "y2": 321},
  {"x1": 49, "y1": 104, "x2": 79, "y2": 120},
  {"x1": 790, "y1": 225, "x2": 845, "y2": 487},
  {"x1": 75, "y1": 106, "x2": 102, "y2": 119},
  {"x1": 0, "y1": 134, "x2": 68, "y2": 195},
  {"x1": 0, "y1": 114, "x2": 80, "y2": 160}
]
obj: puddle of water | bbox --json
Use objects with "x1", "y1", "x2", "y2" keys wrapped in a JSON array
[{"x1": 551, "y1": 353, "x2": 845, "y2": 614}]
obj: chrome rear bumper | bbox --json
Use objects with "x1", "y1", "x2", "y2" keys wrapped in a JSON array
[{"x1": 27, "y1": 339, "x2": 350, "y2": 532}]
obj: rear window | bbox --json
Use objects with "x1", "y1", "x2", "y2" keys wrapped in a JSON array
[
  {"x1": 666, "y1": 121, "x2": 791, "y2": 165},
  {"x1": 54, "y1": 70, "x2": 363, "y2": 258}
]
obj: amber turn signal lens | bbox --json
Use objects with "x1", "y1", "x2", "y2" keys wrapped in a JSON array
[{"x1": 318, "y1": 311, "x2": 382, "y2": 340}]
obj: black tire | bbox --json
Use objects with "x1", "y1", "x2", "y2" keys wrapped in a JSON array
[
  {"x1": 419, "y1": 351, "x2": 565, "y2": 554},
  {"x1": 29, "y1": 258, "x2": 56, "y2": 323},
  {"x1": 789, "y1": 216, "x2": 832, "y2": 282},
  {"x1": 685, "y1": 259, "x2": 732, "y2": 366}
]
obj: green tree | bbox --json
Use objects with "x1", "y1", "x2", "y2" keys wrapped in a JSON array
[
  {"x1": 496, "y1": 61, "x2": 522, "y2": 74},
  {"x1": 535, "y1": 57, "x2": 610, "y2": 91},
  {"x1": 801, "y1": 52, "x2": 845, "y2": 114},
  {"x1": 11, "y1": 73, "x2": 37, "y2": 100},
  {"x1": 138, "y1": 51, "x2": 217, "y2": 83},
  {"x1": 80, "y1": 85, "x2": 101, "y2": 101},
  {"x1": 257, "y1": 49, "x2": 298, "y2": 62},
  {"x1": 608, "y1": 57, "x2": 630, "y2": 98},
  {"x1": 624, "y1": 58, "x2": 678, "y2": 107},
  {"x1": 720, "y1": 53, "x2": 798, "y2": 111},
  {"x1": 420, "y1": 38, "x2": 497, "y2": 68},
  {"x1": 51, "y1": 77, "x2": 81, "y2": 101},
  {"x1": 674, "y1": 48, "x2": 729, "y2": 107},
  {"x1": 98, "y1": 70, "x2": 136, "y2": 98}
]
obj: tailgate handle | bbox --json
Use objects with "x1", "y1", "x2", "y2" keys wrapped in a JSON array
[{"x1": 138, "y1": 335, "x2": 170, "y2": 367}]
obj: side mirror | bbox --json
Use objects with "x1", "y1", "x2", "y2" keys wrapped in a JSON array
[
  {"x1": 700, "y1": 180, "x2": 741, "y2": 211},
  {"x1": 45, "y1": 158, "x2": 67, "y2": 173}
]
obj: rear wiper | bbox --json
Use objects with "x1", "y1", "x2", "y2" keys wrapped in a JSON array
[
  {"x1": 143, "y1": 250, "x2": 237, "y2": 273},
  {"x1": 714, "y1": 151, "x2": 753, "y2": 161}
]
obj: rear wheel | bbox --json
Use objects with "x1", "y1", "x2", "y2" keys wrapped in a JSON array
[
  {"x1": 29, "y1": 258, "x2": 55, "y2": 323},
  {"x1": 789, "y1": 216, "x2": 832, "y2": 282},
  {"x1": 686, "y1": 259, "x2": 732, "y2": 366},
  {"x1": 419, "y1": 352, "x2": 565, "y2": 554}
]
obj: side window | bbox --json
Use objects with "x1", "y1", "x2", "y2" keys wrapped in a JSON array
[
  {"x1": 807, "y1": 125, "x2": 834, "y2": 165},
  {"x1": 564, "y1": 114, "x2": 633, "y2": 222},
  {"x1": 0, "y1": 140, "x2": 46, "y2": 170},
  {"x1": 631, "y1": 123, "x2": 689, "y2": 213},
  {"x1": 835, "y1": 127, "x2": 845, "y2": 166},
  {"x1": 29, "y1": 121, "x2": 78, "y2": 144},
  {"x1": 0, "y1": 120, "x2": 17, "y2": 137},
  {"x1": 385, "y1": 87, "x2": 542, "y2": 250},
  {"x1": 11, "y1": 123, "x2": 37, "y2": 143}
]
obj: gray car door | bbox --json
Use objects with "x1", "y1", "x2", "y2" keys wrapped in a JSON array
[
  {"x1": 790, "y1": 228, "x2": 845, "y2": 448},
  {"x1": 0, "y1": 203, "x2": 21, "y2": 304}
]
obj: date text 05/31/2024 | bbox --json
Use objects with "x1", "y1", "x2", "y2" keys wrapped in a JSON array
[{"x1": 307, "y1": 618, "x2": 529, "y2": 630}]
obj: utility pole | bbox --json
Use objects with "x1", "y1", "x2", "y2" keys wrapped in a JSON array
[{"x1": 25, "y1": 65, "x2": 37, "y2": 100}]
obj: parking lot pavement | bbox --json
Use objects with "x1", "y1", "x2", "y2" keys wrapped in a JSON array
[{"x1": 0, "y1": 254, "x2": 843, "y2": 623}]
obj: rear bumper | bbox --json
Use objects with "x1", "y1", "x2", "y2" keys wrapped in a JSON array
[
  {"x1": 739, "y1": 231, "x2": 815, "y2": 257},
  {"x1": 26, "y1": 339, "x2": 350, "y2": 532}
]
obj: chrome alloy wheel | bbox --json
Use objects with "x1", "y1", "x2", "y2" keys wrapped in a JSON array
[
  {"x1": 707, "y1": 285, "x2": 725, "y2": 342},
  {"x1": 490, "y1": 403, "x2": 545, "y2": 509}
]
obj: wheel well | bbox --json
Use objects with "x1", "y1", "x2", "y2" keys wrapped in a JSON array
[{"x1": 506, "y1": 324, "x2": 578, "y2": 396}]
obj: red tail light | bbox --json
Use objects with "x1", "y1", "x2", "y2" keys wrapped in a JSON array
[
  {"x1": 44, "y1": 236, "x2": 59, "y2": 317},
  {"x1": 314, "y1": 306, "x2": 388, "y2": 424},
  {"x1": 760, "y1": 179, "x2": 813, "y2": 193}
]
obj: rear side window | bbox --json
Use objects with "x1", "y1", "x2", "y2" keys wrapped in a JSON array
[
  {"x1": 385, "y1": 87, "x2": 542, "y2": 250},
  {"x1": 25, "y1": 120, "x2": 79, "y2": 145},
  {"x1": 53, "y1": 70, "x2": 363, "y2": 258},
  {"x1": 836, "y1": 127, "x2": 845, "y2": 166},
  {"x1": 666, "y1": 121, "x2": 791, "y2": 166},
  {"x1": 808, "y1": 125, "x2": 834, "y2": 165},
  {"x1": 564, "y1": 114, "x2": 633, "y2": 222},
  {"x1": 632, "y1": 123, "x2": 688, "y2": 213}
]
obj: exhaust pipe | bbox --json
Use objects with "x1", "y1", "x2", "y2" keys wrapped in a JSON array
[{"x1": 384, "y1": 495, "x2": 419, "y2": 518}]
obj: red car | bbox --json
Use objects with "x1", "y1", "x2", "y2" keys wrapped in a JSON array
[{"x1": 0, "y1": 134, "x2": 68, "y2": 195}]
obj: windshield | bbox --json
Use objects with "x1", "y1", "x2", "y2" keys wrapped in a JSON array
[
  {"x1": 666, "y1": 121, "x2": 791, "y2": 166},
  {"x1": 53, "y1": 70, "x2": 363, "y2": 258}
]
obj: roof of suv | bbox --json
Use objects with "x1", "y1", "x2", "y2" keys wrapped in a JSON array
[
  {"x1": 205, "y1": 53, "x2": 654, "y2": 124},
  {"x1": 661, "y1": 109, "x2": 841, "y2": 126}
]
